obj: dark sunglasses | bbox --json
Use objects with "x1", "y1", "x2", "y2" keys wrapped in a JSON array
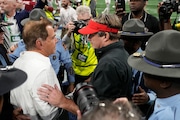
[{"x1": 79, "y1": 18, "x2": 91, "y2": 23}]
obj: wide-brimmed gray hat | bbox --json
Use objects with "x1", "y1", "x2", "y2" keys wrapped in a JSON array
[
  {"x1": 128, "y1": 30, "x2": 180, "y2": 78},
  {"x1": 120, "y1": 19, "x2": 153, "y2": 37},
  {"x1": 21, "y1": 8, "x2": 55, "y2": 26},
  {"x1": 0, "y1": 66, "x2": 27, "y2": 95}
]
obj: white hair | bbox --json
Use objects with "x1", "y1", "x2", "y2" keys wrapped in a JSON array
[{"x1": 76, "y1": 5, "x2": 91, "y2": 16}]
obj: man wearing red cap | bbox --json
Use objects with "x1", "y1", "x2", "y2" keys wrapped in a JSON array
[
  {"x1": 78, "y1": 14, "x2": 132, "y2": 100},
  {"x1": 33, "y1": 14, "x2": 132, "y2": 118}
]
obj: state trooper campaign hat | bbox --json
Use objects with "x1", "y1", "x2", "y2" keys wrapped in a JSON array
[
  {"x1": 120, "y1": 19, "x2": 153, "y2": 37},
  {"x1": 128, "y1": 30, "x2": 180, "y2": 78},
  {"x1": 0, "y1": 66, "x2": 27, "y2": 95}
]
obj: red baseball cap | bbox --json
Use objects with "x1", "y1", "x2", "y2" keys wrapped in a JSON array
[{"x1": 78, "y1": 19, "x2": 119, "y2": 35}]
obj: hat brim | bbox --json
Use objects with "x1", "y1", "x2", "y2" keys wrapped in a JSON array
[
  {"x1": 128, "y1": 53, "x2": 180, "y2": 78},
  {"x1": 0, "y1": 67, "x2": 27, "y2": 95},
  {"x1": 78, "y1": 26, "x2": 99, "y2": 35},
  {"x1": 120, "y1": 31, "x2": 153, "y2": 37},
  {"x1": 21, "y1": 18, "x2": 56, "y2": 26},
  {"x1": 21, "y1": 18, "x2": 30, "y2": 26}
]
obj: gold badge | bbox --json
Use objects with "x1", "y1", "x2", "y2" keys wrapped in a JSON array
[{"x1": 133, "y1": 52, "x2": 145, "y2": 57}]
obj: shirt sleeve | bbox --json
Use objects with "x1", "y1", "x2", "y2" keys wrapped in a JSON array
[
  {"x1": 149, "y1": 106, "x2": 176, "y2": 120},
  {"x1": 56, "y1": 40, "x2": 75, "y2": 83},
  {"x1": 8, "y1": 41, "x2": 26, "y2": 63}
]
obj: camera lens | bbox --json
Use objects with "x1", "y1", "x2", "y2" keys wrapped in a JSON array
[
  {"x1": 73, "y1": 82, "x2": 99, "y2": 115},
  {"x1": 73, "y1": 21, "x2": 86, "y2": 34}
]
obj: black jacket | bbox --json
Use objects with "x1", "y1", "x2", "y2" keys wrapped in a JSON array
[{"x1": 91, "y1": 41, "x2": 132, "y2": 100}]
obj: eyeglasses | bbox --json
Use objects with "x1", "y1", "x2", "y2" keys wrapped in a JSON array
[
  {"x1": 79, "y1": 18, "x2": 91, "y2": 23},
  {"x1": 87, "y1": 32, "x2": 98, "y2": 39}
]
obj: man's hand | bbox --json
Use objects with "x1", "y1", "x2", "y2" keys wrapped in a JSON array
[
  {"x1": 158, "y1": 2, "x2": 173, "y2": 22},
  {"x1": 132, "y1": 86, "x2": 149, "y2": 105},
  {"x1": 37, "y1": 84, "x2": 65, "y2": 107},
  {"x1": 64, "y1": 22, "x2": 76, "y2": 37},
  {"x1": 115, "y1": 8, "x2": 126, "y2": 20},
  {"x1": 13, "y1": 108, "x2": 30, "y2": 120},
  {"x1": 10, "y1": 44, "x2": 18, "y2": 53},
  {"x1": 77, "y1": 110, "x2": 82, "y2": 120},
  {"x1": 37, "y1": 84, "x2": 79, "y2": 114},
  {"x1": 113, "y1": 97, "x2": 132, "y2": 110}
]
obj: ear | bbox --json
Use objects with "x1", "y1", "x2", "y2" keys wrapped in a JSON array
[
  {"x1": 36, "y1": 38, "x2": 43, "y2": 50},
  {"x1": 160, "y1": 80, "x2": 172, "y2": 89},
  {"x1": 104, "y1": 32, "x2": 110, "y2": 42},
  {"x1": 40, "y1": 17, "x2": 44, "y2": 20}
]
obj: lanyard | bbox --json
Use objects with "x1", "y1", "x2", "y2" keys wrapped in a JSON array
[
  {"x1": 128, "y1": 12, "x2": 147, "y2": 23},
  {"x1": 4, "y1": 15, "x2": 12, "y2": 34}
]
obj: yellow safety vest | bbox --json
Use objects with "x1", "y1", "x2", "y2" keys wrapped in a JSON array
[
  {"x1": 45, "y1": 10, "x2": 54, "y2": 20},
  {"x1": 71, "y1": 33, "x2": 97, "y2": 76},
  {"x1": 82, "y1": 0, "x2": 91, "y2": 6}
]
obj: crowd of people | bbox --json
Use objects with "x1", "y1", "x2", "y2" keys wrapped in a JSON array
[{"x1": 0, "y1": 0, "x2": 180, "y2": 120}]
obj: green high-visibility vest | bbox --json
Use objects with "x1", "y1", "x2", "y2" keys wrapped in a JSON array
[{"x1": 71, "y1": 33, "x2": 97, "y2": 76}]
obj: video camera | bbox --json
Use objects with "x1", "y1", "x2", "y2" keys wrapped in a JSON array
[
  {"x1": 73, "y1": 20, "x2": 86, "y2": 34},
  {"x1": 116, "y1": 0, "x2": 125, "y2": 11},
  {"x1": 159, "y1": 0, "x2": 180, "y2": 15},
  {"x1": 115, "y1": 0, "x2": 126, "y2": 17},
  {"x1": 73, "y1": 82, "x2": 99, "y2": 115}
]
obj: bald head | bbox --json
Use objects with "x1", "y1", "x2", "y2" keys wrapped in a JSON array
[{"x1": 2, "y1": 0, "x2": 17, "y2": 15}]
